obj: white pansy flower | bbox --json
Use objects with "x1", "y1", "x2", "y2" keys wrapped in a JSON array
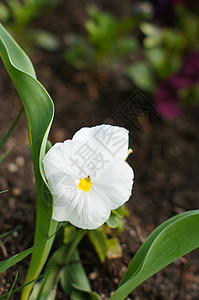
[{"x1": 43, "y1": 124, "x2": 134, "y2": 230}]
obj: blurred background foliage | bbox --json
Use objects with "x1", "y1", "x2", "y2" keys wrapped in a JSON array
[
  {"x1": 0, "y1": 0, "x2": 60, "y2": 51},
  {"x1": 0, "y1": 0, "x2": 199, "y2": 119}
]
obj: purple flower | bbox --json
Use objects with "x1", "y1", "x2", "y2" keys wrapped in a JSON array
[
  {"x1": 155, "y1": 85, "x2": 182, "y2": 119},
  {"x1": 155, "y1": 52, "x2": 199, "y2": 119},
  {"x1": 181, "y1": 52, "x2": 199, "y2": 80}
]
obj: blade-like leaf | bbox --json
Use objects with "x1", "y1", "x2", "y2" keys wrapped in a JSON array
[
  {"x1": 0, "y1": 148, "x2": 11, "y2": 164},
  {"x1": 31, "y1": 245, "x2": 68, "y2": 300},
  {"x1": 0, "y1": 190, "x2": 8, "y2": 194},
  {"x1": 0, "y1": 23, "x2": 58, "y2": 299},
  {"x1": 88, "y1": 230, "x2": 107, "y2": 262},
  {"x1": 31, "y1": 266, "x2": 60, "y2": 300},
  {"x1": 7, "y1": 271, "x2": 18, "y2": 300},
  {"x1": 71, "y1": 285, "x2": 102, "y2": 300},
  {"x1": 0, "y1": 226, "x2": 20, "y2": 239},
  {"x1": 0, "y1": 269, "x2": 52, "y2": 299},
  {"x1": 111, "y1": 210, "x2": 199, "y2": 300},
  {"x1": 60, "y1": 250, "x2": 101, "y2": 300},
  {"x1": 0, "y1": 107, "x2": 23, "y2": 151},
  {"x1": 0, "y1": 224, "x2": 60, "y2": 273}
]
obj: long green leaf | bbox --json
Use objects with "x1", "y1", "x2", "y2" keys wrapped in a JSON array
[
  {"x1": 60, "y1": 250, "x2": 101, "y2": 300},
  {"x1": 111, "y1": 210, "x2": 199, "y2": 299},
  {"x1": 7, "y1": 271, "x2": 18, "y2": 300},
  {"x1": 0, "y1": 23, "x2": 58, "y2": 299},
  {"x1": 0, "y1": 149, "x2": 11, "y2": 164},
  {"x1": 0, "y1": 190, "x2": 8, "y2": 194},
  {"x1": 0, "y1": 226, "x2": 20, "y2": 241},
  {"x1": 31, "y1": 246, "x2": 68, "y2": 300},
  {"x1": 0, "y1": 107, "x2": 23, "y2": 151},
  {"x1": 0, "y1": 224, "x2": 60, "y2": 274},
  {"x1": 0, "y1": 270, "x2": 52, "y2": 299},
  {"x1": 32, "y1": 265, "x2": 60, "y2": 300}
]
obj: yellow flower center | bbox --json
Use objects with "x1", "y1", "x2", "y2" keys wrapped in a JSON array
[{"x1": 77, "y1": 176, "x2": 91, "y2": 192}]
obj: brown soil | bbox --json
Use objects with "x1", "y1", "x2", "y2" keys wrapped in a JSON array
[{"x1": 0, "y1": 1, "x2": 199, "y2": 299}]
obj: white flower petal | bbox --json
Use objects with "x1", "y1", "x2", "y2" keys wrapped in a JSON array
[
  {"x1": 91, "y1": 158, "x2": 134, "y2": 210},
  {"x1": 53, "y1": 186, "x2": 111, "y2": 230},
  {"x1": 72, "y1": 124, "x2": 129, "y2": 161},
  {"x1": 43, "y1": 139, "x2": 90, "y2": 180}
]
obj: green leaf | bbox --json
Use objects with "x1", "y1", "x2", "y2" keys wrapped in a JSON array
[
  {"x1": 31, "y1": 30, "x2": 60, "y2": 51},
  {"x1": 0, "y1": 270, "x2": 51, "y2": 299},
  {"x1": 0, "y1": 107, "x2": 23, "y2": 151},
  {"x1": 0, "y1": 149, "x2": 11, "y2": 164},
  {"x1": 110, "y1": 210, "x2": 199, "y2": 300},
  {"x1": 113, "y1": 206, "x2": 129, "y2": 218},
  {"x1": 0, "y1": 23, "x2": 58, "y2": 299},
  {"x1": 30, "y1": 266, "x2": 60, "y2": 300},
  {"x1": 85, "y1": 4, "x2": 135, "y2": 56},
  {"x1": 88, "y1": 229, "x2": 108, "y2": 262},
  {"x1": 145, "y1": 48, "x2": 165, "y2": 70},
  {"x1": 64, "y1": 36, "x2": 92, "y2": 69},
  {"x1": 7, "y1": 271, "x2": 18, "y2": 300},
  {"x1": 0, "y1": 226, "x2": 20, "y2": 239},
  {"x1": 64, "y1": 225, "x2": 76, "y2": 244},
  {"x1": 29, "y1": 245, "x2": 68, "y2": 300},
  {"x1": 126, "y1": 62, "x2": 155, "y2": 92},
  {"x1": 107, "y1": 238, "x2": 122, "y2": 259},
  {"x1": 108, "y1": 37, "x2": 138, "y2": 62},
  {"x1": 106, "y1": 214, "x2": 119, "y2": 228},
  {"x1": 140, "y1": 22, "x2": 162, "y2": 38},
  {"x1": 0, "y1": 4, "x2": 10, "y2": 22},
  {"x1": 30, "y1": 230, "x2": 87, "y2": 300},
  {"x1": 0, "y1": 190, "x2": 8, "y2": 194},
  {"x1": 60, "y1": 250, "x2": 90, "y2": 295},
  {"x1": 0, "y1": 225, "x2": 59, "y2": 273},
  {"x1": 60, "y1": 250, "x2": 101, "y2": 300},
  {"x1": 71, "y1": 285, "x2": 102, "y2": 300},
  {"x1": 107, "y1": 206, "x2": 129, "y2": 229}
]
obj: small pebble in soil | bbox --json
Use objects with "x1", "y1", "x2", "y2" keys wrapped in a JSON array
[
  {"x1": 15, "y1": 155, "x2": 25, "y2": 167},
  {"x1": 13, "y1": 231, "x2": 18, "y2": 238},
  {"x1": 89, "y1": 271, "x2": 98, "y2": 280},
  {"x1": 12, "y1": 187, "x2": 22, "y2": 196},
  {"x1": 113, "y1": 277, "x2": 119, "y2": 284},
  {"x1": 110, "y1": 292, "x2": 114, "y2": 297},
  {"x1": 129, "y1": 229, "x2": 136, "y2": 237},
  {"x1": 7, "y1": 163, "x2": 18, "y2": 173},
  {"x1": 121, "y1": 266, "x2": 127, "y2": 273}
]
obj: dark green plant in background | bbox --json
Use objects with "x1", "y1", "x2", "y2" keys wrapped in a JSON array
[
  {"x1": 0, "y1": 0, "x2": 60, "y2": 52},
  {"x1": 64, "y1": 3, "x2": 199, "y2": 118},
  {"x1": 132, "y1": 5, "x2": 199, "y2": 87},
  {"x1": 64, "y1": 4, "x2": 151, "y2": 73}
]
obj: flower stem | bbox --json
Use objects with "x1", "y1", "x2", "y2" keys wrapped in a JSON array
[{"x1": 65, "y1": 229, "x2": 87, "y2": 264}]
